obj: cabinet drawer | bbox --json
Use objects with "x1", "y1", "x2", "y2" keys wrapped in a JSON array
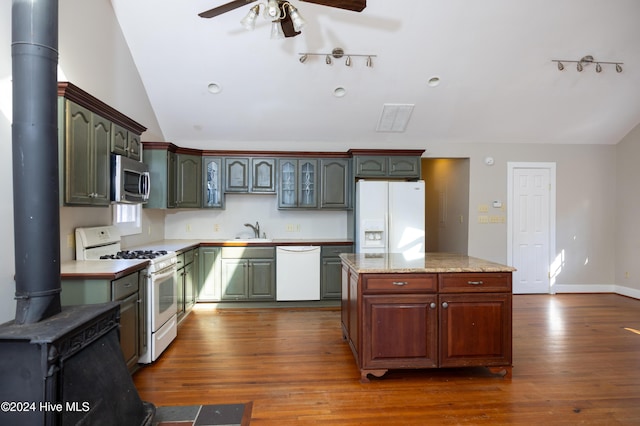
[
  {"x1": 183, "y1": 248, "x2": 195, "y2": 265},
  {"x1": 221, "y1": 247, "x2": 274, "y2": 259},
  {"x1": 362, "y1": 274, "x2": 437, "y2": 294},
  {"x1": 321, "y1": 245, "x2": 353, "y2": 258},
  {"x1": 112, "y1": 273, "x2": 139, "y2": 300},
  {"x1": 438, "y1": 273, "x2": 512, "y2": 293}
]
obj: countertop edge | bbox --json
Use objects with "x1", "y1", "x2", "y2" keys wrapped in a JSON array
[{"x1": 339, "y1": 253, "x2": 516, "y2": 274}]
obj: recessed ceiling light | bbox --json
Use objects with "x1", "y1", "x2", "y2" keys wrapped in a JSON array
[
  {"x1": 333, "y1": 87, "x2": 346, "y2": 98},
  {"x1": 207, "y1": 83, "x2": 222, "y2": 94},
  {"x1": 427, "y1": 76, "x2": 441, "y2": 87}
]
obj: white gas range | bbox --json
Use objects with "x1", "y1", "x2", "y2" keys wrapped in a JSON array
[{"x1": 75, "y1": 226, "x2": 178, "y2": 364}]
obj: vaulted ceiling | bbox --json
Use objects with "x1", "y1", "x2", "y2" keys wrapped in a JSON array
[{"x1": 110, "y1": 0, "x2": 640, "y2": 150}]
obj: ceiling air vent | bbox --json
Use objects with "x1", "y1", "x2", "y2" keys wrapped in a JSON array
[{"x1": 376, "y1": 103, "x2": 415, "y2": 132}]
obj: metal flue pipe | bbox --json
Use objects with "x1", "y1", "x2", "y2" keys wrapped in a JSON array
[{"x1": 11, "y1": 0, "x2": 61, "y2": 324}]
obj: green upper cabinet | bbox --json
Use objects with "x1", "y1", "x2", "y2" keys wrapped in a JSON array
[
  {"x1": 143, "y1": 144, "x2": 175, "y2": 209},
  {"x1": 175, "y1": 153, "x2": 202, "y2": 208},
  {"x1": 225, "y1": 157, "x2": 276, "y2": 193},
  {"x1": 225, "y1": 157, "x2": 249, "y2": 192},
  {"x1": 203, "y1": 156, "x2": 224, "y2": 209},
  {"x1": 144, "y1": 144, "x2": 201, "y2": 209},
  {"x1": 352, "y1": 152, "x2": 422, "y2": 179},
  {"x1": 58, "y1": 82, "x2": 147, "y2": 207},
  {"x1": 278, "y1": 158, "x2": 318, "y2": 209},
  {"x1": 251, "y1": 158, "x2": 276, "y2": 193},
  {"x1": 320, "y1": 158, "x2": 351, "y2": 209},
  {"x1": 112, "y1": 123, "x2": 142, "y2": 161},
  {"x1": 61, "y1": 100, "x2": 111, "y2": 206},
  {"x1": 354, "y1": 155, "x2": 387, "y2": 177},
  {"x1": 279, "y1": 157, "x2": 351, "y2": 210},
  {"x1": 388, "y1": 156, "x2": 420, "y2": 178}
]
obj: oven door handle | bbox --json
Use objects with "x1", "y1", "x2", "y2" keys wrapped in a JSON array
[{"x1": 150, "y1": 267, "x2": 177, "y2": 281}]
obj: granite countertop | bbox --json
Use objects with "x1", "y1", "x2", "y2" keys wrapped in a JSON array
[{"x1": 340, "y1": 252, "x2": 516, "y2": 273}]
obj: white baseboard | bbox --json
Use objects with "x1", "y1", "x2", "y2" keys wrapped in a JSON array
[{"x1": 551, "y1": 284, "x2": 640, "y2": 300}]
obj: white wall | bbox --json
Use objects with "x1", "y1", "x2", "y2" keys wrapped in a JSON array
[
  {"x1": 163, "y1": 194, "x2": 347, "y2": 240},
  {"x1": 0, "y1": 1, "x2": 14, "y2": 323},
  {"x1": 425, "y1": 142, "x2": 617, "y2": 290},
  {"x1": 615, "y1": 122, "x2": 640, "y2": 297}
]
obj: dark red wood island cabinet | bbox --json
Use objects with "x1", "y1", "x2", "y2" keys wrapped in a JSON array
[{"x1": 340, "y1": 253, "x2": 514, "y2": 383}]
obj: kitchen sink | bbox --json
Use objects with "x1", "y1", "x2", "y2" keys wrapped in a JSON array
[{"x1": 228, "y1": 238, "x2": 273, "y2": 243}]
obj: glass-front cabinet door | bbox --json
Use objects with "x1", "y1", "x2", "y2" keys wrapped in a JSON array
[
  {"x1": 203, "y1": 156, "x2": 224, "y2": 208},
  {"x1": 279, "y1": 159, "x2": 297, "y2": 208},
  {"x1": 298, "y1": 159, "x2": 317, "y2": 208},
  {"x1": 278, "y1": 159, "x2": 317, "y2": 209}
]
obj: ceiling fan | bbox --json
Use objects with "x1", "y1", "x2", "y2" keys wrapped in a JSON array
[{"x1": 198, "y1": 0, "x2": 366, "y2": 38}]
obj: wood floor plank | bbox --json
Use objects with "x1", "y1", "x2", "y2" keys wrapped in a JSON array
[{"x1": 134, "y1": 294, "x2": 640, "y2": 424}]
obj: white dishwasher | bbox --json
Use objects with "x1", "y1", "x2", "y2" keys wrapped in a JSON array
[{"x1": 276, "y1": 246, "x2": 321, "y2": 301}]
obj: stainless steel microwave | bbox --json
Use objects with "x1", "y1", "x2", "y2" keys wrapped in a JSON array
[{"x1": 111, "y1": 154, "x2": 150, "y2": 204}]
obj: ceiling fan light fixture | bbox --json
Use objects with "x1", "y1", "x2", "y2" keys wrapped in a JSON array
[
  {"x1": 270, "y1": 20, "x2": 285, "y2": 39},
  {"x1": 265, "y1": 0, "x2": 282, "y2": 19},
  {"x1": 288, "y1": 5, "x2": 306, "y2": 32},
  {"x1": 239, "y1": 5, "x2": 260, "y2": 30}
]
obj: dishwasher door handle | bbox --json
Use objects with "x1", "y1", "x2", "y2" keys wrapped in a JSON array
[{"x1": 276, "y1": 246, "x2": 320, "y2": 253}]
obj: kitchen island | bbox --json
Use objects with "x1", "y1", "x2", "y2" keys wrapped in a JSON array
[{"x1": 340, "y1": 252, "x2": 516, "y2": 382}]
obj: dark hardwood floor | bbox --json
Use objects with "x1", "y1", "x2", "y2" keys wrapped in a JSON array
[{"x1": 134, "y1": 294, "x2": 640, "y2": 425}]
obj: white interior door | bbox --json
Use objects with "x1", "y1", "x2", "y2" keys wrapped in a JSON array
[{"x1": 507, "y1": 163, "x2": 556, "y2": 294}]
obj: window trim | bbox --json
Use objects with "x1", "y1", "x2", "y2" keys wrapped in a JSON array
[{"x1": 112, "y1": 203, "x2": 142, "y2": 236}]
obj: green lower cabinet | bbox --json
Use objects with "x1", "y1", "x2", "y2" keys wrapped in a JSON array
[
  {"x1": 321, "y1": 245, "x2": 353, "y2": 300},
  {"x1": 177, "y1": 248, "x2": 198, "y2": 321},
  {"x1": 221, "y1": 247, "x2": 275, "y2": 301},
  {"x1": 221, "y1": 258, "x2": 276, "y2": 301},
  {"x1": 198, "y1": 247, "x2": 222, "y2": 301},
  {"x1": 61, "y1": 271, "x2": 142, "y2": 373}
]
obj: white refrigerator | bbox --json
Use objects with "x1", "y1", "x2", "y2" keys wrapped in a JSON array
[{"x1": 355, "y1": 180, "x2": 425, "y2": 255}]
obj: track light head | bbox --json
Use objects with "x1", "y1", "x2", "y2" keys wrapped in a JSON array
[
  {"x1": 616, "y1": 63, "x2": 623, "y2": 73},
  {"x1": 557, "y1": 61, "x2": 564, "y2": 71}
]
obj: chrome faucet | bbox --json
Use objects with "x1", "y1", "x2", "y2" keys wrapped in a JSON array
[{"x1": 244, "y1": 221, "x2": 260, "y2": 238}]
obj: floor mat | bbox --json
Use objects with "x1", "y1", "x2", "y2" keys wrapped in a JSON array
[{"x1": 153, "y1": 402, "x2": 252, "y2": 426}]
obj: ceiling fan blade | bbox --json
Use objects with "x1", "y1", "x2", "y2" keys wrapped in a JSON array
[
  {"x1": 300, "y1": 0, "x2": 366, "y2": 12},
  {"x1": 280, "y1": 13, "x2": 301, "y2": 38},
  {"x1": 198, "y1": 0, "x2": 258, "y2": 18}
]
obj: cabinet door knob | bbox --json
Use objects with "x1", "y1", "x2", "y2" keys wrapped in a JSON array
[
  {"x1": 442, "y1": 302, "x2": 449, "y2": 309},
  {"x1": 429, "y1": 302, "x2": 436, "y2": 309}
]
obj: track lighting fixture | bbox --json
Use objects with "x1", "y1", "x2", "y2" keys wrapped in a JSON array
[
  {"x1": 298, "y1": 48, "x2": 377, "y2": 67},
  {"x1": 240, "y1": 1, "x2": 306, "y2": 39},
  {"x1": 552, "y1": 55, "x2": 623, "y2": 74}
]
